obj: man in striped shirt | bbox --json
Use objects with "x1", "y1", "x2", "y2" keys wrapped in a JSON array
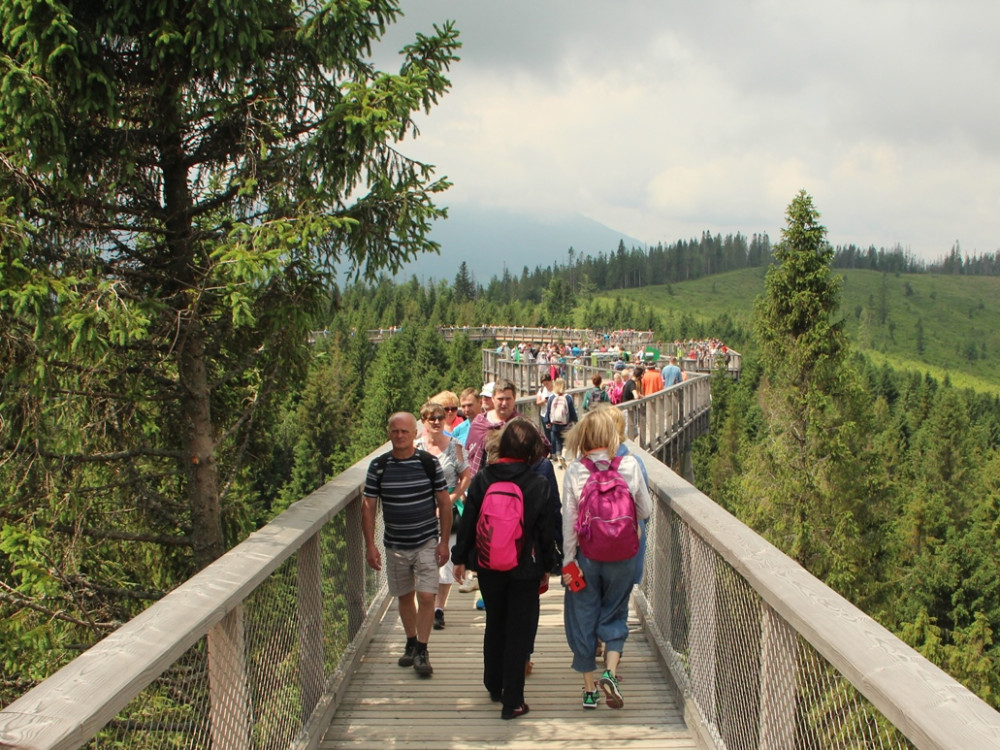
[{"x1": 362, "y1": 412, "x2": 452, "y2": 677}]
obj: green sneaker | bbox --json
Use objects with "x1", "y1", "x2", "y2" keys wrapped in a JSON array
[
  {"x1": 599, "y1": 670, "x2": 623, "y2": 709},
  {"x1": 582, "y1": 689, "x2": 600, "y2": 709}
]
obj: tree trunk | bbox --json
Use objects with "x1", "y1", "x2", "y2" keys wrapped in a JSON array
[
  {"x1": 182, "y1": 319, "x2": 225, "y2": 568},
  {"x1": 159, "y1": 85, "x2": 224, "y2": 569}
]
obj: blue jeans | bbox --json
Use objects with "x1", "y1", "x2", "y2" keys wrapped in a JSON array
[
  {"x1": 550, "y1": 423, "x2": 569, "y2": 456},
  {"x1": 634, "y1": 519, "x2": 648, "y2": 585},
  {"x1": 563, "y1": 553, "x2": 635, "y2": 673}
]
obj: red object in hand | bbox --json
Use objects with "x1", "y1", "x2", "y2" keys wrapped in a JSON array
[{"x1": 563, "y1": 561, "x2": 586, "y2": 592}]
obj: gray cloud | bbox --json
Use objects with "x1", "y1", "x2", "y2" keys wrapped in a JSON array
[{"x1": 377, "y1": 1, "x2": 1000, "y2": 260}]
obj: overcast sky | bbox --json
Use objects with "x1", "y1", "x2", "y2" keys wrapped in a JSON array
[{"x1": 377, "y1": 1, "x2": 1000, "y2": 262}]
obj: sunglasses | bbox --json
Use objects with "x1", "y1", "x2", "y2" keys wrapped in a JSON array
[
  {"x1": 443, "y1": 406, "x2": 458, "y2": 412},
  {"x1": 425, "y1": 415, "x2": 445, "y2": 422}
]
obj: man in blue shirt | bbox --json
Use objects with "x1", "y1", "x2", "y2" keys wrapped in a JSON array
[{"x1": 662, "y1": 356, "x2": 683, "y2": 387}]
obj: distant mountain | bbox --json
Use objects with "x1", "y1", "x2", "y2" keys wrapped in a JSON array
[{"x1": 393, "y1": 204, "x2": 644, "y2": 285}]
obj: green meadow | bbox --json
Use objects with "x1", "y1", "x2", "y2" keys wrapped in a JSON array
[{"x1": 599, "y1": 268, "x2": 1000, "y2": 394}]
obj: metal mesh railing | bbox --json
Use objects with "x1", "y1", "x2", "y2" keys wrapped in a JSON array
[
  {"x1": 633, "y1": 469, "x2": 991, "y2": 750},
  {"x1": 14, "y1": 487, "x2": 392, "y2": 750}
]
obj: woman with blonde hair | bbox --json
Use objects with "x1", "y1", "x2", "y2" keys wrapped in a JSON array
[
  {"x1": 603, "y1": 407, "x2": 650, "y2": 586},
  {"x1": 560, "y1": 408, "x2": 651, "y2": 711},
  {"x1": 544, "y1": 377, "x2": 577, "y2": 469},
  {"x1": 416, "y1": 401, "x2": 471, "y2": 631},
  {"x1": 431, "y1": 390, "x2": 463, "y2": 435}
]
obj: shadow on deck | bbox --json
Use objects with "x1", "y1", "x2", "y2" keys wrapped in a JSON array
[{"x1": 320, "y1": 580, "x2": 696, "y2": 749}]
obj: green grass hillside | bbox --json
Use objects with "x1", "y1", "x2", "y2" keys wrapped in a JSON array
[{"x1": 599, "y1": 268, "x2": 1000, "y2": 393}]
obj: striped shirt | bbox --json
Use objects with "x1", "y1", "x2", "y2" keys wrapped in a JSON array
[{"x1": 364, "y1": 451, "x2": 447, "y2": 549}]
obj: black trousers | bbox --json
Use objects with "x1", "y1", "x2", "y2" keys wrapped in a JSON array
[{"x1": 477, "y1": 570, "x2": 540, "y2": 710}]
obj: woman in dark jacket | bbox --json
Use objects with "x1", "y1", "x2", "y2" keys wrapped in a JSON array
[{"x1": 452, "y1": 418, "x2": 557, "y2": 721}]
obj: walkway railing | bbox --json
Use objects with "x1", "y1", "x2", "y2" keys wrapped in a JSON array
[
  {"x1": 635, "y1": 448, "x2": 1000, "y2": 750},
  {"x1": 483, "y1": 349, "x2": 740, "y2": 398},
  {"x1": 362, "y1": 325, "x2": 655, "y2": 349},
  {"x1": 0, "y1": 446, "x2": 393, "y2": 750},
  {"x1": 2, "y1": 381, "x2": 999, "y2": 749}
]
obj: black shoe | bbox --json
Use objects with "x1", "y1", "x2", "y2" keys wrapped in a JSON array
[
  {"x1": 397, "y1": 642, "x2": 417, "y2": 667},
  {"x1": 413, "y1": 650, "x2": 433, "y2": 677},
  {"x1": 501, "y1": 703, "x2": 529, "y2": 720},
  {"x1": 433, "y1": 609, "x2": 445, "y2": 630}
]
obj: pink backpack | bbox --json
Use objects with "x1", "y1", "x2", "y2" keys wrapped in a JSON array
[
  {"x1": 608, "y1": 381, "x2": 624, "y2": 405},
  {"x1": 574, "y1": 456, "x2": 638, "y2": 562},
  {"x1": 476, "y1": 480, "x2": 524, "y2": 571}
]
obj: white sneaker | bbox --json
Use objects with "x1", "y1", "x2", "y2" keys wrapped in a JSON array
[{"x1": 458, "y1": 576, "x2": 479, "y2": 593}]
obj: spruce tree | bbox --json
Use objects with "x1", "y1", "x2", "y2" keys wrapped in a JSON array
[
  {"x1": 741, "y1": 191, "x2": 886, "y2": 604},
  {"x1": 0, "y1": 0, "x2": 458, "y2": 696}
]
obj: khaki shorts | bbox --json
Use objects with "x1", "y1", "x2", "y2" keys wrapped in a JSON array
[{"x1": 386, "y1": 538, "x2": 439, "y2": 597}]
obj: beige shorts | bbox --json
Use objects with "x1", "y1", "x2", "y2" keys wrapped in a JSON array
[{"x1": 386, "y1": 538, "x2": 440, "y2": 597}]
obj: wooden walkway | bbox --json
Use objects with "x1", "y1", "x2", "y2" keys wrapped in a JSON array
[{"x1": 320, "y1": 580, "x2": 697, "y2": 749}]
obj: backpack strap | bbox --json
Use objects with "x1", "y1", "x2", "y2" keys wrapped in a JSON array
[
  {"x1": 580, "y1": 454, "x2": 623, "y2": 473},
  {"x1": 372, "y1": 449, "x2": 438, "y2": 496},
  {"x1": 412, "y1": 448, "x2": 440, "y2": 485}
]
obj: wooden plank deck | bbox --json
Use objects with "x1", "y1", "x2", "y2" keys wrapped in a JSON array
[{"x1": 320, "y1": 580, "x2": 696, "y2": 749}]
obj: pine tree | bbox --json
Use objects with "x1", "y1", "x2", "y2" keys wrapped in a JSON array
[
  {"x1": 0, "y1": 0, "x2": 459, "y2": 698},
  {"x1": 740, "y1": 191, "x2": 887, "y2": 604},
  {"x1": 454, "y1": 261, "x2": 476, "y2": 302}
]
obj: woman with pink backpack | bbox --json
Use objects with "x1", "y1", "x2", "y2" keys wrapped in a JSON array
[{"x1": 560, "y1": 408, "x2": 651, "y2": 711}]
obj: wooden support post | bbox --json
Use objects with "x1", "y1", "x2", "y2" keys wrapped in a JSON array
[
  {"x1": 207, "y1": 606, "x2": 250, "y2": 750},
  {"x1": 297, "y1": 534, "x2": 324, "y2": 724},
  {"x1": 759, "y1": 605, "x2": 797, "y2": 750},
  {"x1": 346, "y1": 497, "x2": 366, "y2": 639},
  {"x1": 689, "y1": 536, "x2": 717, "y2": 726}
]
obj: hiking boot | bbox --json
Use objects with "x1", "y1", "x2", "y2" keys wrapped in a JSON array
[
  {"x1": 458, "y1": 576, "x2": 479, "y2": 593},
  {"x1": 501, "y1": 703, "x2": 529, "y2": 720},
  {"x1": 413, "y1": 650, "x2": 433, "y2": 677},
  {"x1": 397, "y1": 641, "x2": 417, "y2": 667},
  {"x1": 599, "y1": 670, "x2": 624, "y2": 709},
  {"x1": 582, "y1": 689, "x2": 600, "y2": 709},
  {"x1": 433, "y1": 609, "x2": 445, "y2": 630}
]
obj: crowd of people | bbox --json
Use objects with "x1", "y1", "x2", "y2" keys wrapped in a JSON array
[{"x1": 361, "y1": 378, "x2": 652, "y2": 720}]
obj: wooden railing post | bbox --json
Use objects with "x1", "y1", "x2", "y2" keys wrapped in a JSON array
[
  {"x1": 297, "y1": 534, "x2": 324, "y2": 723},
  {"x1": 759, "y1": 604, "x2": 797, "y2": 750},
  {"x1": 689, "y1": 536, "x2": 717, "y2": 726},
  {"x1": 346, "y1": 497, "x2": 366, "y2": 639},
  {"x1": 207, "y1": 606, "x2": 250, "y2": 750}
]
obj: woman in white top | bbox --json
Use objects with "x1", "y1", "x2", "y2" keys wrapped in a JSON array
[
  {"x1": 416, "y1": 401, "x2": 471, "y2": 630},
  {"x1": 560, "y1": 408, "x2": 651, "y2": 711}
]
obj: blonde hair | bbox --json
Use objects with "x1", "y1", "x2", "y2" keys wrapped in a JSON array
[
  {"x1": 604, "y1": 405, "x2": 626, "y2": 441},
  {"x1": 430, "y1": 390, "x2": 459, "y2": 409},
  {"x1": 564, "y1": 407, "x2": 620, "y2": 458},
  {"x1": 553, "y1": 377, "x2": 567, "y2": 395}
]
